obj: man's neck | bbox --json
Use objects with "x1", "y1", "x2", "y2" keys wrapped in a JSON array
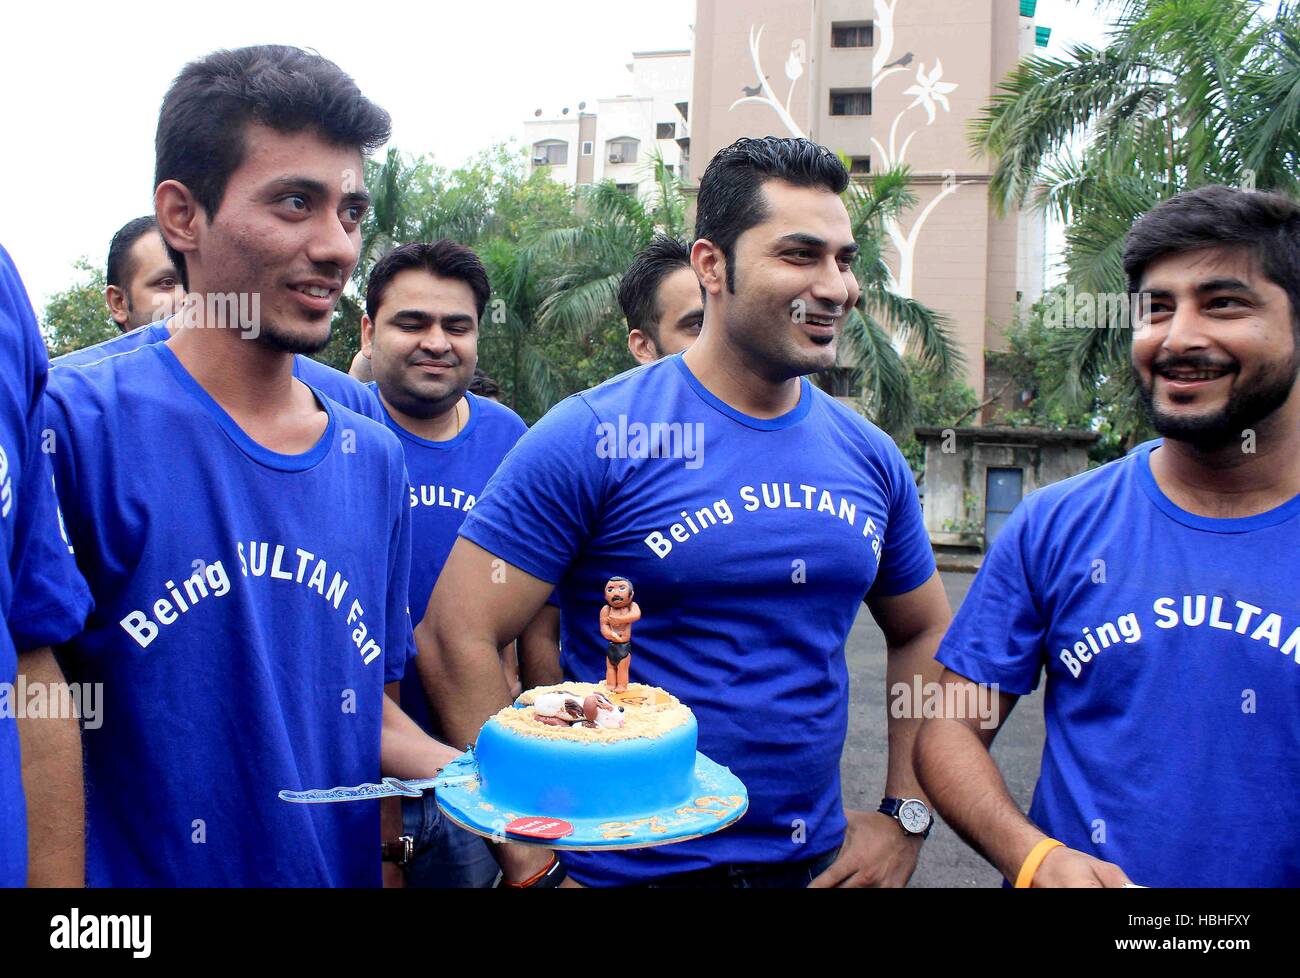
[
  {"x1": 1150, "y1": 406, "x2": 1300, "y2": 518},
  {"x1": 681, "y1": 327, "x2": 802, "y2": 420},
  {"x1": 166, "y1": 301, "x2": 299, "y2": 416},
  {"x1": 380, "y1": 391, "x2": 466, "y2": 442}
]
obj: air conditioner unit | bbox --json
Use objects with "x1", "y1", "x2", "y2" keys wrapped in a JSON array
[
  {"x1": 608, "y1": 154, "x2": 624, "y2": 164},
  {"x1": 533, "y1": 156, "x2": 549, "y2": 165}
]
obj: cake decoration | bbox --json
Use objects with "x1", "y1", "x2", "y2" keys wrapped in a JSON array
[
  {"x1": 600, "y1": 576, "x2": 640, "y2": 692},
  {"x1": 280, "y1": 575, "x2": 747, "y2": 850}
]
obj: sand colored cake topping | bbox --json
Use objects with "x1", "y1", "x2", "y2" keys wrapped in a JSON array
[{"x1": 494, "y1": 682, "x2": 692, "y2": 743}]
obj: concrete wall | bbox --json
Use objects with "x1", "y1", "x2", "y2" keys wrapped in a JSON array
[{"x1": 921, "y1": 431, "x2": 1094, "y2": 548}]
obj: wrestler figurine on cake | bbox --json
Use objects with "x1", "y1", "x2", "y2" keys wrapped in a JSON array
[{"x1": 600, "y1": 577, "x2": 640, "y2": 693}]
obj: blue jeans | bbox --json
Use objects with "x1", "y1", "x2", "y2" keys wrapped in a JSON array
[{"x1": 400, "y1": 791, "x2": 500, "y2": 888}]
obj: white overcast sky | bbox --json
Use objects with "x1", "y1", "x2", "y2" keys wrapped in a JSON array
[{"x1": 3, "y1": 0, "x2": 1116, "y2": 308}]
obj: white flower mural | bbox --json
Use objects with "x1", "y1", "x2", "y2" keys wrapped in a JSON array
[
  {"x1": 903, "y1": 60, "x2": 958, "y2": 124},
  {"x1": 730, "y1": 0, "x2": 970, "y2": 350}
]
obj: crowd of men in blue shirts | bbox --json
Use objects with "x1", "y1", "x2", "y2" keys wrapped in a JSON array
[{"x1": 2, "y1": 43, "x2": 1297, "y2": 889}]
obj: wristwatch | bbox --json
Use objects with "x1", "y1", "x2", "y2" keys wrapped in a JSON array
[
  {"x1": 879, "y1": 797, "x2": 933, "y2": 839},
  {"x1": 381, "y1": 835, "x2": 415, "y2": 868}
]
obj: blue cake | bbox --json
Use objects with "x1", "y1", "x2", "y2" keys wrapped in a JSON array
[
  {"x1": 475, "y1": 683, "x2": 699, "y2": 820},
  {"x1": 435, "y1": 681, "x2": 749, "y2": 849}
]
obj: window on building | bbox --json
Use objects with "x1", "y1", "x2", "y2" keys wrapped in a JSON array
[
  {"x1": 616, "y1": 183, "x2": 638, "y2": 195},
  {"x1": 830, "y1": 89, "x2": 872, "y2": 116},
  {"x1": 532, "y1": 140, "x2": 568, "y2": 165},
  {"x1": 849, "y1": 156, "x2": 872, "y2": 175},
  {"x1": 607, "y1": 138, "x2": 639, "y2": 164},
  {"x1": 581, "y1": 141, "x2": 593, "y2": 156},
  {"x1": 656, "y1": 122, "x2": 675, "y2": 139},
  {"x1": 831, "y1": 21, "x2": 874, "y2": 47}
]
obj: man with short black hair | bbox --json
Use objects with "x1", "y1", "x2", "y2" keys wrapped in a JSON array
[
  {"x1": 418, "y1": 136, "x2": 952, "y2": 887},
  {"x1": 361, "y1": 239, "x2": 544, "y2": 887},
  {"x1": 44, "y1": 45, "x2": 480, "y2": 887},
  {"x1": 104, "y1": 216, "x2": 183, "y2": 331},
  {"x1": 916, "y1": 185, "x2": 1300, "y2": 887},
  {"x1": 618, "y1": 235, "x2": 702, "y2": 364}
]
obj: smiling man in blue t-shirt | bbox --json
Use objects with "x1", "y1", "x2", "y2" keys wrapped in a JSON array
[
  {"x1": 42, "y1": 46, "x2": 475, "y2": 887},
  {"x1": 417, "y1": 137, "x2": 953, "y2": 888},
  {"x1": 916, "y1": 185, "x2": 1300, "y2": 888}
]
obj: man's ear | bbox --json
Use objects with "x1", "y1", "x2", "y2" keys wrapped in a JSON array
[
  {"x1": 627, "y1": 329, "x2": 662, "y2": 365},
  {"x1": 105, "y1": 285, "x2": 130, "y2": 329},
  {"x1": 154, "y1": 180, "x2": 202, "y2": 269},
  {"x1": 360, "y1": 313, "x2": 375, "y2": 358},
  {"x1": 691, "y1": 238, "x2": 726, "y2": 299}
]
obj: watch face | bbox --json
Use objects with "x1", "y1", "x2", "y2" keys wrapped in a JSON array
[{"x1": 898, "y1": 799, "x2": 931, "y2": 834}]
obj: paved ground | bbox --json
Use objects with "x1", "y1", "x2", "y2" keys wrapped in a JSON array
[{"x1": 841, "y1": 570, "x2": 1046, "y2": 887}]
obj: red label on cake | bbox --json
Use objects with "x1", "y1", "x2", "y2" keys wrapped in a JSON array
[{"x1": 505, "y1": 817, "x2": 574, "y2": 840}]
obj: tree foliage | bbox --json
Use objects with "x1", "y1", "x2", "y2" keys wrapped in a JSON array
[
  {"x1": 41, "y1": 258, "x2": 117, "y2": 358},
  {"x1": 973, "y1": 0, "x2": 1300, "y2": 433}
]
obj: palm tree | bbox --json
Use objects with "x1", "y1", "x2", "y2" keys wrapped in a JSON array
[
  {"x1": 528, "y1": 151, "x2": 687, "y2": 346},
  {"x1": 839, "y1": 163, "x2": 963, "y2": 434},
  {"x1": 973, "y1": 0, "x2": 1300, "y2": 409}
]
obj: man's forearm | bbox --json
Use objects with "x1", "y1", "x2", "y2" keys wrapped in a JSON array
[
  {"x1": 415, "y1": 619, "x2": 514, "y2": 749},
  {"x1": 883, "y1": 629, "x2": 946, "y2": 799},
  {"x1": 380, "y1": 693, "x2": 464, "y2": 779},
  {"x1": 914, "y1": 717, "x2": 1045, "y2": 880},
  {"x1": 17, "y1": 648, "x2": 84, "y2": 887}
]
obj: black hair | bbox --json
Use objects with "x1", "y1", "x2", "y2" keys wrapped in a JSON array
[
  {"x1": 468, "y1": 367, "x2": 501, "y2": 399},
  {"x1": 155, "y1": 45, "x2": 391, "y2": 288},
  {"x1": 106, "y1": 215, "x2": 163, "y2": 289},
  {"x1": 1124, "y1": 185, "x2": 1300, "y2": 334},
  {"x1": 366, "y1": 240, "x2": 491, "y2": 322},
  {"x1": 618, "y1": 235, "x2": 693, "y2": 339},
  {"x1": 694, "y1": 136, "x2": 849, "y2": 292}
]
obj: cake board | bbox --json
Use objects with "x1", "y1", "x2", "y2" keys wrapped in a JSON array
[{"x1": 433, "y1": 747, "x2": 749, "y2": 851}]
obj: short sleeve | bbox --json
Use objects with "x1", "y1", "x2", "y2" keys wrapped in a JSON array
[
  {"x1": 1, "y1": 253, "x2": 92, "y2": 651},
  {"x1": 869, "y1": 441, "x2": 937, "y2": 598},
  {"x1": 7, "y1": 442, "x2": 91, "y2": 650},
  {"x1": 457, "y1": 394, "x2": 605, "y2": 584},
  {"x1": 934, "y1": 500, "x2": 1046, "y2": 695}
]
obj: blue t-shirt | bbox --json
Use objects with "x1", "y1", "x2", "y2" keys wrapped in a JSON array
[
  {"x1": 0, "y1": 245, "x2": 93, "y2": 886},
  {"x1": 367, "y1": 385, "x2": 527, "y2": 735},
  {"x1": 45, "y1": 342, "x2": 414, "y2": 887},
  {"x1": 937, "y1": 440, "x2": 1300, "y2": 887},
  {"x1": 459, "y1": 354, "x2": 935, "y2": 884},
  {"x1": 53, "y1": 319, "x2": 384, "y2": 423}
]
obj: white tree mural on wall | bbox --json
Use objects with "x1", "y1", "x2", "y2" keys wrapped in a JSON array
[{"x1": 730, "y1": 0, "x2": 969, "y2": 347}]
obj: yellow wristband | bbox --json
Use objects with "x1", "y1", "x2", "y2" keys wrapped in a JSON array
[{"x1": 1015, "y1": 838, "x2": 1063, "y2": 888}]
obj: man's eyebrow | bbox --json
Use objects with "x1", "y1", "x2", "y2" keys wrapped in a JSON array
[
  {"x1": 268, "y1": 176, "x2": 329, "y2": 196},
  {"x1": 387, "y1": 308, "x2": 435, "y2": 324},
  {"x1": 675, "y1": 308, "x2": 704, "y2": 326},
  {"x1": 1141, "y1": 279, "x2": 1259, "y2": 299},
  {"x1": 775, "y1": 232, "x2": 859, "y2": 254},
  {"x1": 1195, "y1": 277, "x2": 1256, "y2": 296}
]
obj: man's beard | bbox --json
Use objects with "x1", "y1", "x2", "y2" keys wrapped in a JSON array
[
  {"x1": 254, "y1": 314, "x2": 333, "y2": 356},
  {"x1": 1134, "y1": 352, "x2": 1299, "y2": 448}
]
